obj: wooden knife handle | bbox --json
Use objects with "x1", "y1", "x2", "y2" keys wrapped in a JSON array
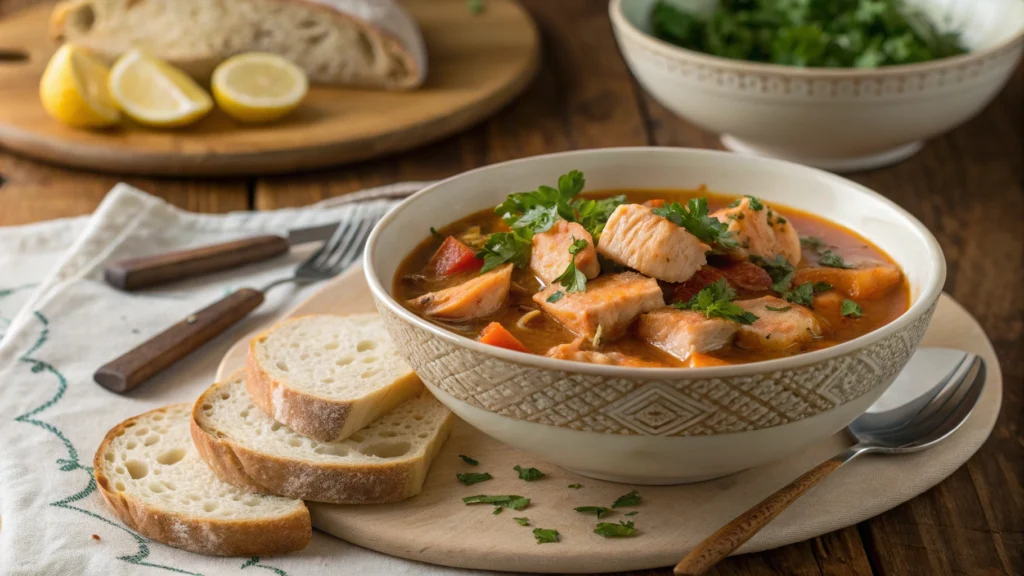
[
  {"x1": 94, "y1": 288, "x2": 265, "y2": 393},
  {"x1": 104, "y1": 235, "x2": 289, "y2": 291},
  {"x1": 674, "y1": 456, "x2": 845, "y2": 575}
]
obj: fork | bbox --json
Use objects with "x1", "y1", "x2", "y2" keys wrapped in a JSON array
[{"x1": 93, "y1": 204, "x2": 388, "y2": 394}]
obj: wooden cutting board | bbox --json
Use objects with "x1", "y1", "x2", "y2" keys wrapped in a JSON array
[
  {"x1": 0, "y1": 0, "x2": 539, "y2": 176},
  {"x1": 215, "y1": 262, "x2": 1002, "y2": 574}
]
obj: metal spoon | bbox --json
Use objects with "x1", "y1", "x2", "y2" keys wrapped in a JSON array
[{"x1": 674, "y1": 348, "x2": 986, "y2": 575}]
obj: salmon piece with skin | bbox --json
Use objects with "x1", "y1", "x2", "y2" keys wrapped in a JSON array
[
  {"x1": 546, "y1": 338, "x2": 662, "y2": 367},
  {"x1": 408, "y1": 264, "x2": 512, "y2": 321},
  {"x1": 712, "y1": 198, "x2": 801, "y2": 265},
  {"x1": 637, "y1": 309, "x2": 739, "y2": 361},
  {"x1": 598, "y1": 204, "x2": 710, "y2": 283},
  {"x1": 533, "y1": 271, "x2": 664, "y2": 341},
  {"x1": 792, "y1": 263, "x2": 901, "y2": 300},
  {"x1": 530, "y1": 220, "x2": 600, "y2": 285},
  {"x1": 734, "y1": 296, "x2": 822, "y2": 351}
]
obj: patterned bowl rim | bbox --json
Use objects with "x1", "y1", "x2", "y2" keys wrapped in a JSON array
[
  {"x1": 608, "y1": 0, "x2": 1024, "y2": 79},
  {"x1": 364, "y1": 147, "x2": 946, "y2": 379}
]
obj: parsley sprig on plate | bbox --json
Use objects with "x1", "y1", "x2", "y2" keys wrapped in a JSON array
[
  {"x1": 456, "y1": 472, "x2": 493, "y2": 486},
  {"x1": 514, "y1": 465, "x2": 546, "y2": 482},
  {"x1": 673, "y1": 279, "x2": 759, "y2": 325},
  {"x1": 594, "y1": 520, "x2": 637, "y2": 538},
  {"x1": 652, "y1": 198, "x2": 738, "y2": 250}
]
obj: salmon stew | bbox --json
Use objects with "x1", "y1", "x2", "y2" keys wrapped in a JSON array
[{"x1": 394, "y1": 171, "x2": 910, "y2": 368}]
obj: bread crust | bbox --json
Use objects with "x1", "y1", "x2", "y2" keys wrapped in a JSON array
[
  {"x1": 192, "y1": 387, "x2": 454, "y2": 504},
  {"x1": 93, "y1": 405, "x2": 312, "y2": 556},
  {"x1": 245, "y1": 315, "x2": 423, "y2": 443}
]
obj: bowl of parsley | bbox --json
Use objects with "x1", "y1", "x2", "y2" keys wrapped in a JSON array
[{"x1": 610, "y1": 0, "x2": 1023, "y2": 171}]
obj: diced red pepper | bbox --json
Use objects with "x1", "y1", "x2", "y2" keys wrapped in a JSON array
[
  {"x1": 477, "y1": 322, "x2": 529, "y2": 353},
  {"x1": 430, "y1": 236, "x2": 483, "y2": 277}
]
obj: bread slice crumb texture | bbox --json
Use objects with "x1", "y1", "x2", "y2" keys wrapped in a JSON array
[
  {"x1": 193, "y1": 374, "x2": 453, "y2": 504},
  {"x1": 94, "y1": 404, "x2": 310, "y2": 556}
]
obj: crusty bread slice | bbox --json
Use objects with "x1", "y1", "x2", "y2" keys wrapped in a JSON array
[
  {"x1": 192, "y1": 373, "x2": 453, "y2": 504},
  {"x1": 245, "y1": 313, "x2": 423, "y2": 442},
  {"x1": 94, "y1": 404, "x2": 311, "y2": 556},
  {"x1": 50, "y1": 0, "x2": 427, "y2": 89}
]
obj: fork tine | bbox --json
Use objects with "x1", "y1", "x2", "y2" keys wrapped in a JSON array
[
  {"x1": 307, "y1": 220, "x2": 353, "y2": 269},
  {"x1": 335, "y1": 215, "x2": 377, "y2": 272}
]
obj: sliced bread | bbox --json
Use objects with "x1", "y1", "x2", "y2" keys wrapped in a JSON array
[
  {"x1": 192, "y1": 373, "x2": 453, "y2": 504},
  {"x1": 50, "y1": 0, "x2": 427, "y2": 89},
  {"x1": 245, "y1": 313, "x2": 423, "y2": 442},
  {"x1": 93, "y1": 404, "x2": 311, "y2": 556}
]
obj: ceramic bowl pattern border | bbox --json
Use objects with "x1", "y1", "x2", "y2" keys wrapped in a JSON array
[{"x1": 377, "y1": 300, "x2": 936, "y2": 436}]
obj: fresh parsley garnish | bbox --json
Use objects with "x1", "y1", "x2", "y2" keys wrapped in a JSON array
[
  {"x1": 492, "y1": 507, "x2": 503, "y2": 515},
  {"x1": 567, "y1": 483, "x2": 583, "y2": 489},
  {"x1": 594, "y1": 520, "x2": 637, "y2": 538},
  {"x1": 672, "y1": 279, "x2": 759, "y2": 325},
  {"x1": 782, "y1": 281, "x2": 832, "y2": 306},
  {"x1": 574, "y1": 506, "x2": 610, "y2": 519},
  {"x1": 456, "y1": 472, "x2": 493, "y2": 486},
  {"x1": 512, "y1": 205, "x2": 559, "y2": 234},
  {"x1": 819, "y1": 250, "x2": 853, "y2": 269},
  {"x1": 612, "y1": 489, "x2": 642, "y2": 508},
  {"x1": 514, "y1": 465, "x2": 546, "y2": 481},
  {"x1": 476, "y1": 229, "x2": 532, "y2": 272},
  {"x1": 546, "y1": 291, "x2": 565, "y2": 304},
  {"x1": 458, "y1": 454, "x2": 479, "y2": 466},
  {"x1": 514, "y1": 517, "x2": 530, "y2": 526},
  {"x1": 532, "y1": 528, "x2": 560, "y2": 544},
  {"x1": 624, "y1": 511, "x2": 639, "y2": 517},
  {"x1": 800, "y1": 235, "x2": 827, "y2": 251},
  {"x1": 430, "y1": 226, "x2": 441, "y2": 238},
  {"x1": 652, "y1": 198, "x2": 737, "y2": 249},
  {"x1": 463, "y1": 495, "x2": 531, "y2": 511},
  {"x1": 553, "y1": 238, "x2": 589, "y2": 293},
  {"x1": 495, "y1": 171, "x2": 583, "y2": 230},
  {"x1": 728, "y1": 195, "x2": 763, "y2": 211},
  {"x1": 751, "y1": 254, "x2": 796, "y2": 293},
  {"x1": 765, "y1": 305, "x2": 792, "y2": 312},
  {"x1": 466, "y1": 0, "x2": 484, "y2": 14},
  {"x1": 573, "y1": 195, "x2": 626, "y2": 240},
  {"x1": 841, "y1": 299, "x2": 863, "y2": 317}
]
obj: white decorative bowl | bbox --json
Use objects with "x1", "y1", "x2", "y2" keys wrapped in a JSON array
[
  {"x1": 610, "y1": 0, "x2": 1024, "y2": 172},
  {"x1": 364, "y1": 148, "x2": 945, "y2": 484}
]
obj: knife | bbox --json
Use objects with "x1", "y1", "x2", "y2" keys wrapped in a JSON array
[{"x1": 103, "y1": 222, "x2": 341, "y2": 291}]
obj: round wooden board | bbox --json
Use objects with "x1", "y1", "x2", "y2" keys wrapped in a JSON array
[
  {"x1": 0, "y1": 0, "x2": 539, "y2": 176},
  {"x1": 217, "y1": 263, "x2": 1001, "y2": 574}
]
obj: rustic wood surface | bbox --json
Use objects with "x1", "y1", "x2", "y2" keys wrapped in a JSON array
[{"x1": 0, "y1": 1, "x2": 1020, "y2": 575}]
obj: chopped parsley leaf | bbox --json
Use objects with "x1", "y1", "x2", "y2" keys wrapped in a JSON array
[
  {"x1": 430, "y1": 226, "x2": 441, "y2": 238},
  {"x1": 841, "y1": 299, "x2": 863, "y2": 317},
  {"x1": 612, "y1": 489, "x2": 642, "y2": 508},
  {"x1": 567, "y1": 483, "x2": 583, "y2": 489},
  {"x1": 514, "y1": 465, "x2": 546, "y2": 481},
  {"x1": 463, "y1": 495, "x2": 531, "y2": 511},
  {"x1": 672, "y1": 279, "x2": 759, "y2": 325},
  {"x1": 514, "y1": 517, "x2": 530, "y2": 526},
  {"x1": 574, "y1": 506, "x2": 610, "y2": 518},
  {"x1": 494, "y1": 171, "x2": 582, "y2": 230},
  {"x1": 546, "y1": 291, "x2": 565, "y2": 304},
  {"x1": 553, "y1": 238, "x2": 589, "y2": 293},
  {"x1": 729, "y1": 195, "x2": 764, "y2": 211},
  {"x1": 624, "y1": 511, "x2": 639, "y2": 517},
  {"x1": 765, "y1": 305, "x2": 792, "y2": 312},
  {"x1": 594, "y1": 520, "x2": 637, "y2": 538},
  {"x1": 458, "y1": 454, "x2": 479, "y2": 466},
  {"x1": 466, "y1": 0, "x2": 484, "y2": 14},
  {"x1": 512, "y1": 205, "x2": 559, "y2": 234},
  {"x1": 532, "y1": 528, "x2": 560, "y2": 544},
  {"x1": 751, "y1": 254, "x2": 796, "y2": 293},
  {"x1": 492, "y1": 507, "x2": 503, "y2": 515},
  {"x1": 800, "y1": 235, "x2": 827, "y2": 251},
  {"x1": 819, "y1": 250, "x2": 853, "y2": 269},
  {"x1": 476, "y1": 229, "x2": 533, "y2": 272},
  {"x1": 456, "y1": 472, "x2": 493, "y2": 486},
  {"x1": 782, "y1": 281, "x2": 831, "y2": 306},
  {"x1": 573, "y1": 195, "x2": 626, "y2": 240},
  {"x1": 653, "y1": 198, "x2": 738, "y2": 249}
]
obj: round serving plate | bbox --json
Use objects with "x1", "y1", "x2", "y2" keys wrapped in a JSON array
[{"x1": 216, "y1": 263, "x2": 1002, "y2": 574}]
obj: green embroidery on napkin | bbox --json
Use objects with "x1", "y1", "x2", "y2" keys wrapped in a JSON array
[
  {"x1": 241, "y1": 557, "x2": 288, "y2": 575},
  {"x1": 14, "y1": 311, "x2": 200, "y2": 576}
]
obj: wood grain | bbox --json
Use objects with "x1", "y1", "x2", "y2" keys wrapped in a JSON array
[{"x1": 0, "y1": 0, "x2": 540, "y2": 176}]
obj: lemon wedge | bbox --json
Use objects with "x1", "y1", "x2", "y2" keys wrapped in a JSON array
[
  {"x1": 39, "y1": 45, "x2": 121, "y2": 129},
  {"x1": 212, "y1": 53, "x2": 308, "y2": 123},
  {"x1": 109, "y1": 49, "x2": 213, "y2": 128}
]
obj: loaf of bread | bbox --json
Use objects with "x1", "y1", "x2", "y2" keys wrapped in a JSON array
[
  {"x1": 93, "y1": 404, "x2": 311, "y2": 556},
  {"x1": 50, "y1": 0, "x2": 427, "y2": 89}
]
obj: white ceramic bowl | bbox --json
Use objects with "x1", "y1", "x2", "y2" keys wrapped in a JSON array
[
  {"x1": 611, "y1": 0, "x2": 1024, "y2": 172},
  {"x1": 364, "y1": 148, "x2": 945, "y2": 484}
]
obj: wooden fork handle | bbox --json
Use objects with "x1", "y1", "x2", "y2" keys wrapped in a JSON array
[
  {"x1": 93, "y1": 288, "x2": 265, "y2": 393},
  {"x1": 104, "y1": 235, "x2": 289, "y2": 291},
  {"x1": 674, "y1": 456, "x2": 846, "y2": 575}
]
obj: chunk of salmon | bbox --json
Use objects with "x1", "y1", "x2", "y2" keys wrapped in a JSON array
[
  {"x1": 598, "y1": 204, "x2": 710, "y2": 283},
  {"x1": 712, "y1": 198, "x2": 801, "y2": 265},
  {"x1": 408, "y1": 264, "x2": 512, "y2": 321},
  {"x1": 734, "y1": 296, "x2": 822, "y2": 351},
  {"x1": 792, "y1": 263, "x2": 901, "y2": 300},
  {"x1": 530, "y1": 220, "x2": 600, "y2": 285},
  {"x1": 546, "y1": 338, "x2": 662, "y2": 367},
  {"x1": 637, "y1": 309, "x2": 738, "y2": 361},
  {"x1": 533, "y1": 271, "x2": 664, "y2": 341}
]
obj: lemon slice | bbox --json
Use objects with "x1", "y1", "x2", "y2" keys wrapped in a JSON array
[
  {"x1": 212, "y1": 53, "x2": 308, "y2": 123},
  {"x1": 109, "y1": 49, "x2": 213, "y2": 128},
  {"x1": 39, "y1": 45, "x2": 121, "y2": 129}
]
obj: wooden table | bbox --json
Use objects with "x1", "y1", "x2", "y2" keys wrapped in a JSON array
[{"x1": 1, "y1": 1, "x2": 1020, "y2": 574}]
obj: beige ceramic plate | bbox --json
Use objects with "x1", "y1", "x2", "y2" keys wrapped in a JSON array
[{"x1": 215, "y1": 262, "x2": 1001, "y2": 574}]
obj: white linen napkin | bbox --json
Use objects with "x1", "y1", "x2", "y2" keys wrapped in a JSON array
[{"x1": 0, "y1": 183, "x2": 491, "y2": 576}]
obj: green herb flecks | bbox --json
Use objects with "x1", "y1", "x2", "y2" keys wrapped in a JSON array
[
  {"x1": 765, "y1": 305, "x2": 792, "y2": 312},
  {"x1": 476, "y1": 229, "x2": 533, "y2": 273},
  {"x1": 751, "y1": 254, "x2": 796, "y2": 293},
  {"x1": 546, "y1": 291, "x2": 565, "y2": 304},
  {"x1": 800, "y1": 235, "x2": 828, "y2": 251},
  {"x1": 466, "y1": 0, "x2": 484, "y2": 15},
  {"x1": 568, "y1": 483, "x2": 583, "y2": 489},
  {"x1": 782, "y1": 281, "x2": 832, "y2": 307},
  {"x1": 729, "y1": 195, "x2": 764, "y2": 211},
  {"x1": 612, "y1": 489, "x2": 642, "y2": 508},
  {"x1": 553, "y1": 238, "x2": 589, "y2": 294},
  {"x1": 574, "y1": 195, "x2": 626, "y2": 240},
  {"x1": 532, "y1": 528, "x2": 560, "y2": 544},
  {"x1": 653, "y1": 198, "x2": 738, "y2": 249},
  {"x1": 514, "y1": 517, "x2": 530, "y2": 526},
  {"x1": 458, "y1": 454, "x2": 479, "y2": 466},
  {"x1": 514, "y1": 465, "x2": 546, "y2": 482},
  {"x1": 624, "y1": 511, "x2": 639, "y2": 517},
  {"x1": 456, "y1": 472, "x2": 493, "y2": 486},
  {"x1": 673, "y1": 279, "x2": 759, "y2": 325},
  {"x1": 494, "y1": 171, "x2": 584, "y2": 231},
  {"x1": 819, "y1": 250, "x2": 854, "y2": 269},
  {"x1": 574, "y1": 506, "x2": 610, "y2": 519},
  {"x1": 841, "y1": 299, "x2": 864, "y2": 317},
  {"x1": 594, "y1": 520, "x2": 637, "y2": 538},
  {"x1": 430, "y1": 226, "x2": 441, "y2": 238},
  {"x1": 463, "y1": 495, "x2": 531, "y2": 512}
]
